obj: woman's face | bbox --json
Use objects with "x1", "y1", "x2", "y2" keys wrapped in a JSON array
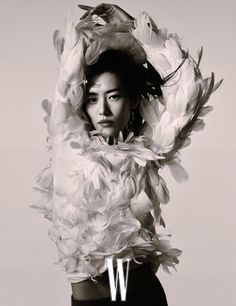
[{"x1": 85, "y1": 72, "x2": 131, "y2": 138}]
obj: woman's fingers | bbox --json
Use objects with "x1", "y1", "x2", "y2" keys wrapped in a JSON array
[
  {"x1": 78, "y1": 4, "x2": 94, "y2": 19},
  {"x1": 93, "y1": 4, "x2": 134, "y2": 23},
  {"x1": 78, "y1": 3, "x2": 133, "y2": 23},
  {"x1": 78, "y1": 3, "x2": 112, "y2": 21},
  {"x1": 91, "y1": 3, "x2": 113, "y2": 16},
  {"x1": 79, "y1": 11, "x2": 90, "y2": 19},
  {"x1": 77, "y1": 4, "x2": 94, "y2": 11}
]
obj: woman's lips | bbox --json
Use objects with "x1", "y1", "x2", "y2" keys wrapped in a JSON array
[{"x1": 97, "y1": 120, "x2": 114, "y2": 127}]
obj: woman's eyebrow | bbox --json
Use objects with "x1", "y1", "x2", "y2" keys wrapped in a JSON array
[
  {"x1": 88, "y1": 88, "x2": 121, "y2": 95},
  {"x1": 105, "y1": 88, "x2": 120, "y2": 94}
]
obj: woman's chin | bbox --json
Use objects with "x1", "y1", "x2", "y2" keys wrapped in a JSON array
[{"x1": 98, "y1": 127, "x2": 117, "y2": 138}]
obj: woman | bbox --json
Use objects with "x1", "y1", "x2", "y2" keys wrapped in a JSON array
[
  {"x1": 69, "y1": 49, "x2": 169, "y2": 305},
  {"x1": 32, "y1": 3, "x2": 221, "y2": 305}
]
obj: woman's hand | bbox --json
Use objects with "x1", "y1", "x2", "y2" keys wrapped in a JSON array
[{"x1": 78, "y1": 3, "x2": 134, "y2": 24}]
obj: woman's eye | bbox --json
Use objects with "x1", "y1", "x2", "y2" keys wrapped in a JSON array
[
  {"x1": 108, "y1": 94, "x2": 121, "y2": 101},
  {"x1": 87, "y1": 97, "x2": 97, "y2": 104}
]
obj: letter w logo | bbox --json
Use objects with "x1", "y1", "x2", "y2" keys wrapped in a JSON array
[{"x1": 106, "y1": 258, "x2": 130, "y2": 301}]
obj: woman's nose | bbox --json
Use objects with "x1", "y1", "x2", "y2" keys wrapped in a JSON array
[{"x1": 99, "y1": 97, "x2": 111, "y2": 116}]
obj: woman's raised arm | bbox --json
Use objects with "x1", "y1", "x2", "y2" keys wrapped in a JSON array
[{"x1": 44, "y1": 16, "x2": 87, "y2": 139}]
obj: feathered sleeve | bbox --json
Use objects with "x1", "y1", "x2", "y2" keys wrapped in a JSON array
[
  {"x1": 132, "y1": 12, "x2": 222, "y2": 179},
  {"x1": 42, "y1": 15, "x2": 93, "y2": 140},
  {"x1": 31, "y1": 16, "x2": 91, "y2": 220}
]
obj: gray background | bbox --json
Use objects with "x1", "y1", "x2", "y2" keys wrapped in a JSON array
[{"x1": 0, "y1": 0, "x2": 235, "y2": 305}]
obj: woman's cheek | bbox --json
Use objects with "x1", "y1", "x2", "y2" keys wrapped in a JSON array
[
  {"x1": 86, "y1": 105, "x2": 98, "y2": 126},
  {"x1": 117, "y1": 102, "x2": 131, "y2": 128}
]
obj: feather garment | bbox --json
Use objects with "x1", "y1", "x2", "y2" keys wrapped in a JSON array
[
  {"x1": 132, "y1": 12, "x2": 222, "y2": 165},
  {"x1": 32, "y1": 12, "x2": 221, "y2": 283}
]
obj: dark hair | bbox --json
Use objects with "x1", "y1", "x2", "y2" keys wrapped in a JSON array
[{"x1": 84, "y1": 49, "x2": 164, "y2": 135}]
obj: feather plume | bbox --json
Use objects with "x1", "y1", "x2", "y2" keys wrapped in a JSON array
[
  {"x1": 53, "y1": 29, "x2": 65, "y2": 59},
  {"x1": 132, "y1": 12, "x2": 222, "y2": 179}
]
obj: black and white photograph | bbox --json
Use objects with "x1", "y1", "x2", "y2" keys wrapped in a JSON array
[{"x1": 1, "y1": 1, "x2": 235, "y2": 306}]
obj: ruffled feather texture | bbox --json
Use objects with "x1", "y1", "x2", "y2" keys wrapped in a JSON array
[
  {"x1": 33, "y1": 119, "x2": 181, "y2": 281},
  {"x1": 56, "y1": 131, "x2": 182, "y2": 279},
  {"x1": 132, "y1": 12, "x2": 222, "y2": 172},
  {"x1": 32, "y1": 167, "x2": 53, "y2": 220},
  {"x1": 32, "y1": 11, "x2": 222, "y2": 282},
  {"x1": 50, "y1": 15, "x2": 98, "y2": 138}
]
